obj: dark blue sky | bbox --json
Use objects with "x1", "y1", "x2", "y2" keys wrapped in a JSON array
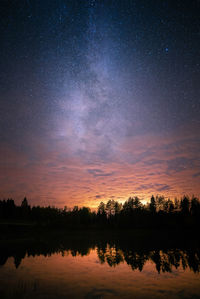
[{"x1": 0, "y1": 0, "x2": 200, "y2": 207}]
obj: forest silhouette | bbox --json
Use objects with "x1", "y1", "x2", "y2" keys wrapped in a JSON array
[
  {"x1": 1, "y1": 196, "x2": 200, "y2": 278},
  {"x1": 0, "y1": 195, "x2": 200, "y2": 229}
]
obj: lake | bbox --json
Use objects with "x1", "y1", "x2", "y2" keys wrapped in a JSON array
[{"x1": 0, "y1": 230, "x2": 200, "y2": 298}]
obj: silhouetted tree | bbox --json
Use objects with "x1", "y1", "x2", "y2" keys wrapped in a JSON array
[
  {"x1": 156, "y1": 195, "x2": 165, "y2": 211},
  {"x1": 163, "y1": 199, "x2": 174, "y2": 213},
  {"x1": 105, "y1": 200, "x2": 116, "y2": 217},
  {"x1": 21, "y1": 197, "x2": 28, "y2": 208},
  {"x1": 180, "y1": 196, "x2": 190, "y2": 215},
  {"x1": 114, "y1": 201, "x2": 122, "y2": 214},
  {"x1": 174, "y1": 198, "x2": 180, "y2": 210},
  {"x1": 97, "y1": 202, "x2": 106, "y2": 216},
  {"x1": 190, "y1": 196, "x2": 200, "y2": 216},
  {"x1": 0, "y1": 194, "x2": 200, "y2": 230},
  {"x1": 149, "y1": 195, "x2": 156, "y2": 213}
]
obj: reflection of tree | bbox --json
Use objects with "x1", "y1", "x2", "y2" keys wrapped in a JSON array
[
  {"x1": 185, "y1": 250, "x2": 200, "y2": 273},
  {"x1": 0, "y1": 254, "x2": 8, "y2": 266},
  {"x1": 97, "y1": 245, "x2": 124, "y2": 266},
  {"x1": 0, "y1": 236, "x2": 200, "y2": 274},
  {"x1": 106, "y1": 246, "x2": 124, "y2": 267},
  {"x1": 151, "y1": 250, "x2": 162, "y2": 273},
  {"x1": 96, "y1": 246, "x2": 149, "y2": 272},
  {"x1": 14, "y1": 255, "x2": 22, "y2": 269},
  {"x1": 150, "y1": 249, "x2": 200, "y2": 273},
  {"x1": 123, "y1": 251, "x2": 148, "y2": 271},
  {"x1": 96, "y1": 247, "x2": 200, "y2": 274}
]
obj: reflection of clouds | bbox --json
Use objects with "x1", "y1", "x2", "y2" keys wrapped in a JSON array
[{"x1": 85, "y1": 288, "x2": 119, "y2": 298}]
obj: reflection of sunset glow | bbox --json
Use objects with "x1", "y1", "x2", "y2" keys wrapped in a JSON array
[{"x1": 0, "y1": 248, "x2": 200, "y2": 298}]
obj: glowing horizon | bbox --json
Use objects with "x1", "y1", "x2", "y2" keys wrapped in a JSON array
[{"x1": 0, "y1": 1, "x2": 199, "y2": 208}]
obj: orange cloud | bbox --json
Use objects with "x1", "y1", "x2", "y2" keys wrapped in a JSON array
[{"x1": 0, "y1": 124, "x2": 200, "y2": 209}]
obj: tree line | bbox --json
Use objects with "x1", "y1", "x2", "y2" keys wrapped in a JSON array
[{"x1": 0, "y1": 195, "x2": 200, "y2": 229}]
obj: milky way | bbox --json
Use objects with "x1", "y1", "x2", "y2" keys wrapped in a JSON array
[{"x1": 0, "y1": 0, "x2": 200, "y2": 207}]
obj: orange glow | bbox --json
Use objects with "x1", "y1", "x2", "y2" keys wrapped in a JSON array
[
  {"x1": 1, "y1": 248, "x2": 200, "y2": 298},
  {"x1": 0, "y1": 124, "x2": 200, "y2": 208}
]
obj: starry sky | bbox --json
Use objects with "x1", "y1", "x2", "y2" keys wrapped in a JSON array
[{"x1": 0, "y1": 0, "x2": 200, "y2": 208}]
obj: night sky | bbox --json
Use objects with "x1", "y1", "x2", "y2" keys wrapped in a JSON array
[{"x1": 1, "y1": 0, "x2": 200, "y2": 208}]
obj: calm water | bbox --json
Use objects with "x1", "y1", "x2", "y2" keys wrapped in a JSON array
[{"x1": 0, "y1": 231, "x2": 200, "y2": 298}]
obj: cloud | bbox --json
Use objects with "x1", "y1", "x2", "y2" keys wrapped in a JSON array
[
  {"x1": 156, "y1": 184, "x2": 171, "y2": 192},
  {"x1": 95, "y1": 194, "x2": 106, "y2": 199},
  {"x1": 193, "y1": 172, "x2": 200, "y2": 178},
  {"x1": 166, "y1": 157, "x2": 195, "y2": 173},
  {"x1": 135, "y1": 183, "x2": 171, "y2": 192},
  {"x1": 1, "y1": 123, "x2": 200, "y2": 208},
  {"x1": 87, "y1": 169, "x2": 115, "y2": 177}
]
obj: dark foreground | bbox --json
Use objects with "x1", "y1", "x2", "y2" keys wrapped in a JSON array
[{"x1": 0, "y1": 227, "x2": 200, "y2": 298}]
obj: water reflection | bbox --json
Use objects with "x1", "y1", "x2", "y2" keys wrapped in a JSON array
[
  {"x1": 97, "y1": 245, "x2": 200, "y2": 273},
  {"x1": 0, "y1": 233, "x2": 200, "y2": 274}
]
